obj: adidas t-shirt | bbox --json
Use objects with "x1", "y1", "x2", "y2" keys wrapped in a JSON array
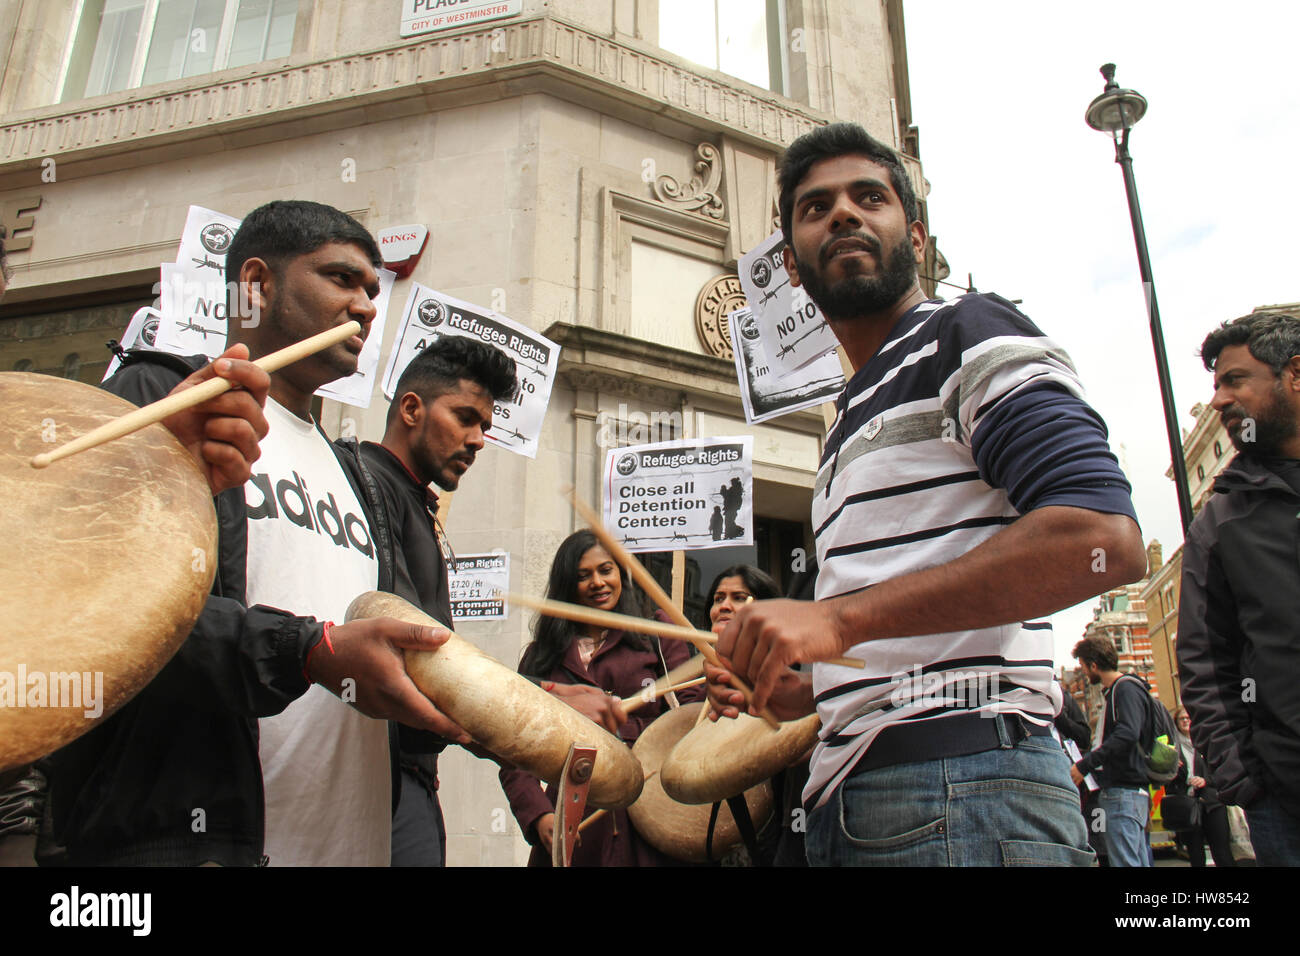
[{"x1": 246, "y1": 399, "x2": 387, "y2": 866}]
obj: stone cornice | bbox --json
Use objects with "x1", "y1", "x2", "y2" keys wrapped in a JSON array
[
  {"x1": 548, "y1": 321, "x2": 735, "y2": 384},
  {"x1": 0, "y1": 16, "x2": 826, "y2": 174}
]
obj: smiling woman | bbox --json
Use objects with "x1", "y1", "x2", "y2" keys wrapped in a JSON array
[{"x1": 499, "y1": 529, "x2": 707, "y2": 866}]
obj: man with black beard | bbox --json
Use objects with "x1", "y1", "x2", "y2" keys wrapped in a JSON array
[
  {"x1": 705, "y1": 123, "x2": 1145, "y2": 866},
  {"x1": 1178, "y1": 310, "x2": 1300, "y2": 866}
]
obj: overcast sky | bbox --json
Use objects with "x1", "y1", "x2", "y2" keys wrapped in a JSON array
[{"x1": 903, "y1": 1, "x2": 1300, "y2": 667}]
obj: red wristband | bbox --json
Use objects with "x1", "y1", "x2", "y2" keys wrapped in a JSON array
[{"x1": 304, "y1": 621, "x2": 337, "y2": 681}]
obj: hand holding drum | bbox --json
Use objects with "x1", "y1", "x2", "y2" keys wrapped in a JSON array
[{"x1": 345, "y1": 591, "x2": 644, "y2": 809}]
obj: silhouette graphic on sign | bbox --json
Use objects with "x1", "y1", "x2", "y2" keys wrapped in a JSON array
[{"x1": 721, "y1": 477, "x2": 745, "y2": 540}]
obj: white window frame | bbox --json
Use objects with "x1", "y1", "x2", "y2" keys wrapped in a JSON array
[{"x1": 58, "y1": 0, "x2": 276, "y2": 102}]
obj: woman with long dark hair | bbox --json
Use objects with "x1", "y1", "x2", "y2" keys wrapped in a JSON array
[
  {"x1": 498, "y1": 530, "x2": 704, "y2": 866},
  {"x1": 704, "y1": 564, "x2": 780, "y2": 633}
]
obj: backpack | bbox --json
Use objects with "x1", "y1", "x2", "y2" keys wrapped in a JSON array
[{"x1": 1116, "y1": 675, "x2": 1180, "y2": 785}]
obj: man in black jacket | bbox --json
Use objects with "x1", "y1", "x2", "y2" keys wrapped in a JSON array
[
  {"x1": 1070, "y1": 636, "x2": 1152, "y2": 867},
  {"x1": 43, "y1": 201, "x2": 463, "y2": 866},
  {"x1": 1178, "y1": 310, "x2": 1300, "y2": 867},
  {"x1": 358, "y1": 337, "x2": 518, "y2": 866}
]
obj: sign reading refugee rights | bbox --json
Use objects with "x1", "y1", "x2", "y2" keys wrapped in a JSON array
[
  {"x1": 602, "y1": 437, "x2": 753, "y2": 553},
  {"x1": 447, "y1": 552, "x2": 509, "y2": 621}
]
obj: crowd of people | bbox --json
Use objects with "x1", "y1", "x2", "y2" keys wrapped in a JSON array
[{"x1": 0, "y1": 118, "x2": 1295, "y2": 868}]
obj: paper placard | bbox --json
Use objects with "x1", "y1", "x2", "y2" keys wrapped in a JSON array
[
  {"x1": 154, "y1": 262, "x2": 228, "y2": 361},
  {"x1": 448, "y1": 552, "x2": 509, "y2": 621},
  {"x1": 314, "y1": 268, "x2": 397, "y2": 409},
  {"x1": 729, "y1": 306, "x2": 844, "y2": 424},
  {"x1": 176, "y1": 205, "x2": 241, "y2": 276},
  {"x1": 381, "y1": 284, "x2": 559, "y2": 459},
  {"x1": 739, "y1": 230, "x2": 839, "y2": 376},
  {"x1": 103, "y1": 307, "x2": 167, "y2": 381},
  {"x1": 602, "y1": 437, "x2": 753, "y2": 553}
]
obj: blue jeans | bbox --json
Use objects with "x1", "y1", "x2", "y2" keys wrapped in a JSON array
[
  {"x1": 806, "y1": 734, "x2": 1095, "y2": 866},
  {"x1": 1098, "y1": 787, "x2": 1150, "y2": 867},
  {"x1": 1246, "y1": 790, "x2": 1300, "y2": 866}
]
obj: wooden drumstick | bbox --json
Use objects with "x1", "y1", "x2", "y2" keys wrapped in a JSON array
[
  {"x1": 566, "y1": 491, "x2": 779, "y2": 728},
  {"x1": 506, "y1": 592, "x2": 863, "y2": 673},
  {"x1": 503, "y1": 593, "x2": 718, "y2": 644},
  {"x1": 30, "y1": 321, "x2": 363, "y2": 469},
  {"x1": 618, "y1": 676, "x2": 705, "y2": 709},
  {"x1": 621, "y1": 655, "x2": 706, "y2": 716},
  {"x1": 577, "y1": 769, "x2": 660, "y2": 834}
]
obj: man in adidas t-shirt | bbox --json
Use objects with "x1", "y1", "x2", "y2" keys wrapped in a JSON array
[
  {"x1": 706, "y1": 124, "x2": 1147, "y2": 866},
  {"x1": 225, "y1": 201, "x2": 471, "y2": 866}
]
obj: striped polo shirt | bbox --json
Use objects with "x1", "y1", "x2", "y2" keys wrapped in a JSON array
[{"x1": 804, "y1": 292, "x2": 1136, "y2": 810}]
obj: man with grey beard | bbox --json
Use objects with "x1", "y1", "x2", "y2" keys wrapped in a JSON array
[{"x1": 1178, "y1": 310, "x2": 1300, "y2": 866}]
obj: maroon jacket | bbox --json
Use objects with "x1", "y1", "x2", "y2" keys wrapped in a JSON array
[{"x1": 499, "y1": 624, "x2": 705, "y2": 866}]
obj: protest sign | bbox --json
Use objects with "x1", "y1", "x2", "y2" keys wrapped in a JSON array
[
  {"x1": 381, "y1": 284, "x2": 559, "y2": 458},
  {"x1": 103, "y1": 307, "x2": 165, "y2": 381},
  {"x1": 603, "y1": 437, "x2": 753, "y2": 553},
  {"x1": 738, "y1": 230, "x2": 839, "y2": 376},
  {"x1": 729, "y1": 306, "x2": 844, "y2": 424},
  {"x1": 448, "y1": 552, "x2": 509, "y2": 621},
  {"x1": 314, "y1": 267, "x2": 396, "y2": 409},
  {"x1": 176, "y1": 205, "x2": 240, "y2": 276},
  {"x1": 154, "y1": 261, "x2": 228, "y2": 361}
]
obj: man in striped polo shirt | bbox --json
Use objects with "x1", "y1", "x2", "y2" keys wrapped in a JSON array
[{"x1": 708, "y1": 123, "x2": 1146, "y2": 865}]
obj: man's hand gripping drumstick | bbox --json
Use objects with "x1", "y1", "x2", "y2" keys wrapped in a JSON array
[{"x1": 30, "y1": 322, "x2": 362, "y2": 494}]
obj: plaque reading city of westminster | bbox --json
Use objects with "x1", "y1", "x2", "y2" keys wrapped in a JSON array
[{"x1": 694, "y1": 273, "x2": 747, "y2": 360}]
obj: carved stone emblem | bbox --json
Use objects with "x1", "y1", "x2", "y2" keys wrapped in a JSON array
[
  {"x1": 694, "y1": 273, "x2": 747, "y2": 359},
  {"x1": 653, "y1": 143, "x2": 725, "y2": 220}
]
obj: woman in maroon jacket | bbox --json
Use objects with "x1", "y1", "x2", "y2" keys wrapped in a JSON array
[{"x1": 498, "y1": 530, "x2": 704, "y2": 866}]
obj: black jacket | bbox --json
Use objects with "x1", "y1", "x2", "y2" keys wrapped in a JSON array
[
  {"x1": 354, "y1": 441, "x2": 451, "y2": 759},
  {"x1": 1075, "y1": 675, "x2": 1150, "y2": 789},
  {"x1": 1178, "y1": 454, "x2": 1300, "y2": 818},
  {"x1": 1054, "y1": 687, "x2": 1092, "y2": 754},
  {"x1": 42, "y1": 351, "x2": 394, "y2": 866}
]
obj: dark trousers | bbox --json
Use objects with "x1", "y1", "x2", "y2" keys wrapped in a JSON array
[
  {"x1": 1179, "y1": 804, "x2": 1235, "y2": 867},
  {"x1": 391, "y1": 762, "x2": 445, "y2": 867}
]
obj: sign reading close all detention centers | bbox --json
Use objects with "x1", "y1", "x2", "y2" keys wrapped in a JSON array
[{"x1": 603, "y1": 437, "x2": 754, "y2": 554}]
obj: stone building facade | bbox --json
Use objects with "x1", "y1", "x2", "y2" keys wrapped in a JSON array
[{"x1": 0, "y1": 0, "x2": 931, "y2": 864}]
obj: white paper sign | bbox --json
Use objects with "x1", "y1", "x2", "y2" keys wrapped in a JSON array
[
  {"x1": 103, "y1": 307, "x2": 167, "y2": 381},
  {"x1": 176, "y1": 205, "x2": 241, "y2": 276},
  {"x1": 603, "y1": 437, "x2": 753, "y2": 553},
  {"x1": 154, "y1": 262, "x2": 228, "y2": 360},
  {"x1": 314, "y1": 268, "x2": 397, "y2": 409},
  {"x1": 381, "y1": 284, "x2": 559, "y2": 459},
  {"x1": 448, "y1": 552, "x2": 510, "y2": 621},
  {"x1": 729, "y1": 307, "x2": 844, "y2": 425},
  {"x1": 739, "y1": 230, "x2": 839, "y2": 376}
]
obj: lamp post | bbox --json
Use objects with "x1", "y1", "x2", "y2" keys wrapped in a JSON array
[{"x1": 1086, "y1": 63, "x2": 1194, "y2": 536}]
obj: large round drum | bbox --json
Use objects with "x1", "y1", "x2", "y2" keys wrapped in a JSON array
[
  {"x1": 346, "y1": 590, "x2": 644, "y2": 809},
  {"x1": 628, "y1": 702, "x2": 772, "y2": 863},
  {"x1": 661, "y1": 709, "x2": 820, "y2": 806},
  {"x1": 0, "y1": 373, "x2": 218, "y2": 772}
]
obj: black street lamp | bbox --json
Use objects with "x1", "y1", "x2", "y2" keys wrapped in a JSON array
[{"x1": 1086, "y1": 63, "x2": 1194, "y2": 535}]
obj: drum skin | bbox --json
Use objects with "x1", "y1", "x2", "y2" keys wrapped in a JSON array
[
  {"x1": 0, "y1": 373, "x2": 217, "y2": 772},
  {"x1": 661, "y1": 709, "x2": 820, "y2": 806},
  {"x1": 629, "y1": 702, "x2": 772, "y2": 863},
  {"x1": 345, "y1": 591, "x2": 644, "y2": 809}
]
